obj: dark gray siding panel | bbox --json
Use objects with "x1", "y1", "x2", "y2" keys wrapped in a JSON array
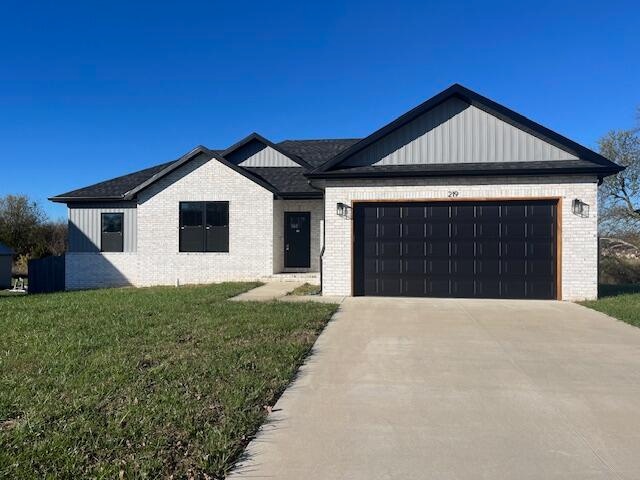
[
  {"x1": 68, "y1": 202, "x2": 137, "y2": 252},
  {"x1": 343, "y1": 98, "x2": 578, "y2": 167}
]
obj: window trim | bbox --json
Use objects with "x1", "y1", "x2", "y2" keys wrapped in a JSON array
[
  {"x1": 100, "y1": 212, "x2": 124, "y2": 253},
  {"x1": 179, "y1": 201, "x2": 230, "y2": 253}
]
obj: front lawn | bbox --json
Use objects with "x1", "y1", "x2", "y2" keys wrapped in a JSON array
[
  {"x1": 0, "y1": 283, "x2": 338, "y2": 479},
  {"x1": 581, "y1": 284, "x2": 640, "y2": 328}
]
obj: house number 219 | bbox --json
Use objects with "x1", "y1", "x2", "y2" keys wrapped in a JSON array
[{"x1": 447, "y1": 191, "x2": 459, "y2": 197}]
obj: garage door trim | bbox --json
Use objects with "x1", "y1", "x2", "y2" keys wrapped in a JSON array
[{"x1": 351, "y1": 197, "x2": 562, "y2": 299}]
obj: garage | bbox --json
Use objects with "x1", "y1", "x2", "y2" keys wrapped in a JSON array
[{"x1": 353, "y1": 199, "x2": 559, "y2": 299}]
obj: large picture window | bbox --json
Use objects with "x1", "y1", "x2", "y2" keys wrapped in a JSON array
[
  {"x1": 101, "y1": 213, "x2": 124, "y2": 252},
  {"x1": 179, "y1": 202, "x2": 229, "y2": 252}
]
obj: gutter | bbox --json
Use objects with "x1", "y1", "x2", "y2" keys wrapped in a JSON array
[{"x1": 307, "y1": 178, "x2": 326, "y2": 293}]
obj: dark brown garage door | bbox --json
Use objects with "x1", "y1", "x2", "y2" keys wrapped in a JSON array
[{"x1": 353, "y1": 200, "x2": 558, "y2": 299}]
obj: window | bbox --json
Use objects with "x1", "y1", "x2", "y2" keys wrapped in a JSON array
[
  {"x1": 179, "y1": 202, "x2": 229, "y2": 252},
  {"x1": 101, "y1": 213, "x2": 124, "y2": 252}
]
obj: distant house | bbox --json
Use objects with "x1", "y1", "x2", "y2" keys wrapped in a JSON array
[
  {"x1": 0, "y1": 242, "x2": 14, "y2": 289},
  {"x1": 50, "y1": 84, "x2": 622, "y2": 300}
]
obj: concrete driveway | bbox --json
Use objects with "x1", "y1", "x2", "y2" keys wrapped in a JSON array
[{"x1": 229, "y1": 298, "x2": 640, "y2": 480}]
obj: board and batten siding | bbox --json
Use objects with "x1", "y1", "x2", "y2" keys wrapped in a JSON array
[
  {"x1": 68, "y1": 202, "x2": 137, "y2": 252},
  {"x1": 226, "y1": 140, "x2": 299, "y2": 167},
  {"x1": 342, "y1": 97, "x2": 578, "y2": 167}
]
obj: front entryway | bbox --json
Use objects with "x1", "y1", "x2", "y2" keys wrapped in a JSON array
[
  {"x1": 353, "y1": 200, "x2": 558, "y2": 299},
  {"x1": 284, "y1": 212, "x2": 311, "y2": 268}
]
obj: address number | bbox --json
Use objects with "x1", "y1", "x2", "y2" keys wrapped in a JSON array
[{"x1": 447, "y1": 191, "x2": 459, "y2": 197}]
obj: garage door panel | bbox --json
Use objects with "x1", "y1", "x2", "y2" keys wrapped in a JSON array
[
  {"x1": 452, "y1": 222, "x2": 475, "y2": 238},
  {"x1": 404, "y1": 259, "x2": 426, "y2": 274},
  {"x1": 503, "y1": 259, "x2": 526, "y2": 275},
  {"x1": 428, "y1": 240, "x2": 449, "y2": 256},
  {"x1": 427, "y1": 205, "x2": 450, "y2": 219},
  {"x1": 477, "y1": 223, "x2": 500, "y2": 238},
  {"x1": 354, "y1": 200, "x2": 557, "y2": 299},
  {"x1": 403, "y1": 206, "x2": 426, "y2": 219},
  {"x1": 528, "y1": 222, "x2": 554, "y2": 238},
  {"x1": 502, "y1": 222, "x2": 526, "y2": 238},
  {"x1": 453, "y1": 280, "x2": 475, "y2": 297},
  {"x1": 427, "y1": 222, "x2": 449, "y2": 238},
  {"x1": 404, "y1": 240, "x2": 425, "y2": 256},
  {"x1": 428, "y1": 279, "x2": 450, "y2": 296},
  {"x1": 477, "y1": 241, "x2": 500, "y2": 258},
  {"x1": 380, "y1": 224, "x2": 401, "y2": 239},
  {"x1": 380, "y1": 259, "x2": 402, "y2": 274},
  {"x1": 380, "y1": 241, "x2": 401, "y2": 257},
  {"x1": 428, "y1": 257, "x2": 450, "y2": 275},
  {"x1": 452, "y1": 241, "x2": 475, "y2": 257},
  {"x1": 528, "y1": 259, "x2": 555, "y2": 276},
  {"x1": 402, "y1": 223, "x2": 425, "y2": 238},
  {"x1": 477, "y1": 259, "x2": 500, "y2": 275},
  {"x1": 405, "y1": 279, "x2": 426, "y2": 296},
  {"x1": 453, "y1": 259, "x2": 475, "y2": 275}
]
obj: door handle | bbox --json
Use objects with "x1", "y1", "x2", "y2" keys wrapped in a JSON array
[{"x1": 285, "y1": 244, "x2": 290, "y2": 251}]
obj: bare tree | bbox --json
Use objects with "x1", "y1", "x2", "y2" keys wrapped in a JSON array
[{"x1": 598, "y1": 126, "x2": 640, "y2": 241}]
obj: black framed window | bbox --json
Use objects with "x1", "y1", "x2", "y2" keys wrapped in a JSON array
[
  {"x1": 179, "y1": 202, "x2": 229, "y2": 252},
  {"x1": 101, "y1": 213, "x2": 124, "y2": 252}
]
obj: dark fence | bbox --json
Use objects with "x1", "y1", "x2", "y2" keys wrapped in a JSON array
[{"x1": 28, "y1": 255, "x2": 65, "y2": 294}]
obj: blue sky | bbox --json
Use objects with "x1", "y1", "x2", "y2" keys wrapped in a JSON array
[{"x1": 1, "y1": 0, "x2": 638, "y2": 219}]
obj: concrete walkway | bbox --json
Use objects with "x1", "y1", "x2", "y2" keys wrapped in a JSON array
[
  {"x1": 230, "y1": 281, "x2": 345, "y2": 303},
  {"x1": 228, "y1": 297, "x2": 640, "y2": 480},
  {"x1": 229, "y1": 282, "x2": 304, "y2": 301}
]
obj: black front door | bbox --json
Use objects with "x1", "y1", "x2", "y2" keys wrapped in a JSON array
[{"x1": 285, "y1": 212, "x2": 311, "y2": 268}]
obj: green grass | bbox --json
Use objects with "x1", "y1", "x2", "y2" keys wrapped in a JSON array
[
  {"x1": 581, "y1": 284, "x2": 640, "y2": 328},
  {"x1": 287, "y1": 283, "x2": 321, "y2": 296},
  {"x1": 0, "y1": 283, "x2": 338, "y2": 479}
]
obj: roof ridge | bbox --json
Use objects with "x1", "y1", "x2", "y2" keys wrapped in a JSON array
[{"x1": 278, "y1": 138, "x2": 361, "y2": 143}]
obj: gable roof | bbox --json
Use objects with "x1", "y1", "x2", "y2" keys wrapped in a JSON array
[
  {"x1": 221, "y1": 132, "x2": 312, "y2": 169},
  {"x1": 50, "y1": 85, "x2": 622, "y2": 203},
  {"x1": 310, "y1": 83, "x2": 622, "y2": 177}
]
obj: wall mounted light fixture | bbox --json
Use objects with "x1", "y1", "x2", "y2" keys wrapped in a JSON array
[
  {"x1": 572, "y1": 199, "x2": 590, "y2": 218},
  {"x1": 337, "y1": 202, "x2": 351, "y2": 217}
]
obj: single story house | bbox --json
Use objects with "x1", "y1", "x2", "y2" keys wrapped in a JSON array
[
  {"x1": 50, "y1": 84, "x2": 622, "y2": 300},
  {"x1": 0, "y1": 241, "x2": 14, "y2": 289}
]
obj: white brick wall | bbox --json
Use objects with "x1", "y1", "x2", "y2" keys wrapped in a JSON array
[
  {"x1": 273, "y1": 199, "x2": 324, "y2": 273},
  {"x1": 66, "y1": 154, "x2": 276, "y2": 290},
  {"x1": 65, "y1": 252, "x2": 138, "y2": 290},
  {"x1": 321, "y1": 175, "x2": 598, "y2": 301},
  {"x1": 135, "y1": 154, "x2": 275, "y2": 286}
]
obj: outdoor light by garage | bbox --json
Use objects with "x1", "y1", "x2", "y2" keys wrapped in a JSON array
[
  {"x1": 337, "y1": 202, "x2": 350, "y2": 217},
  {"x1": 572, "y1": 199, "x2": 590, "y2": 217}
]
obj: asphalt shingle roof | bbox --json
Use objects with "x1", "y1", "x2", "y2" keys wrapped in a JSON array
[
  {"x1": 243, "y1": 167, "x2": 319, "y2": 196},
  {"x1": 50, "y1": 141, "x2": 359, "y2": 201},
  {"x1": 277, "y1": 139, "x2": 361, "y2": 168},
  {"x1": 53, "y1": 161, "x2": 176, "y2": 200}
]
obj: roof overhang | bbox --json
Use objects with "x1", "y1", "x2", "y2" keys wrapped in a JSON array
[{"x1": 306, "y1": 163, "x2": 623, "y2": 180}]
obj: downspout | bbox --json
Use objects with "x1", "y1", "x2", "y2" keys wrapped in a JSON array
[{"x1": 308, "y1": 179, "x2": 326, "y2": 293}]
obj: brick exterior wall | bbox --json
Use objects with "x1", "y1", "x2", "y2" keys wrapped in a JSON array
[
  {"x1": 321, "y1": 175, "x2": 599, "y2": 301},
  {"x1": 136, "y1": 154, "x2": 275, "y2": 286},
  {"x1": 273, "y1": 199, "x2": 324, "y2": 273},
  {"x1": 65, "y1": 252, "x2": 138, "y2": 290},
  {"x1": 65, "y1": 154, "x2": 276, "y2": 289}
]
